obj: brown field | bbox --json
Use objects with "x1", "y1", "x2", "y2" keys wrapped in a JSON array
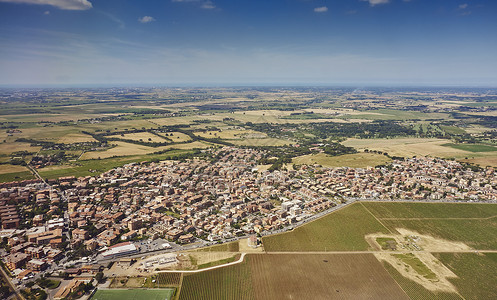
[
  {"x1": 0, "y1": 142, "x2": 41, "y2": 155},
  {"x1": 179, "y1": 253, "x2": 409, "y2": 300},
  {"x1": 249, "y1": 254, "x2": 409, "y2": 300},
  {"x1": 195, "y1": 129, "x2": 266, "y2": 140},
  {"x1": 156, "y1": 132, "x2": 192, "y2": 142},
  {"x1": 57, "y1": 133, "x2": 97, "y2": 143},
  {"x1": 0, "y1": 164, "x2": 30, "y2": 174},
  {"x1": 461, "y1": 155, "x2": 497, "y2": 167},
  {"x1": 81, "y1": 141, "x2": 210, "y2": 159},
  {"x1": 108, "y1": 132, "x2": 168, "y2": 143},
  {"x1": 343, "y1": 138, "x2": 471, "y2": 158},
  {"x1": 293, "y1": 152, "x2": 391, "y2": 168},
  {"x1": 231, "y1": 138, "x2": 294, "y2": 147}
]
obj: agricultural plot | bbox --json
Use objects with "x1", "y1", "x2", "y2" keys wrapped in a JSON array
[
  {"x1": 362, "y1": 202, "x2": 497, "y2": 250},
  {"x1": 263, "y1": 202, "x2": 389, "y2": 252},
  {"x1": 91, "y1": 289, "x2": 175, "y2": 300},
  {"x1": 462, "y1": 154, "x2": 497, "y2": 167},
  {"x1": 442, "y1": 143, "x2": 497, "y2": 153},
  {"x1": 264, "y1": 202, "x2": 497, "y2": 252},
  {"x1": 361, "y1": 202, "x2": 497, "y2": 219},
  {"x1": 0, "y1": 142, "x2": 40, "y2": 155},
  {"x1": 156, "y1": 132, "x2": 192, "y2": 143},
  {"x1": 37, "y1": 149, "x2": 192, "y2": 179},
  {"x1": 179, "y1": 254, "x2": 408, "y2": 300},
  {"x1": 0, "y1": 164, "x2": 35, "y2": 183},
  {"x1": 293, "y1": 152, "x2": 391, "y2": 168},
  {"x1": 342, "y1": 138, "x2": 471, "y2": 158},
  {"x1": 230, "y1": 137, "x2": 293, "y2": 147},
  {"x1": 249, "y1": 254, "x2": 408, "y2": 300},
  {"x1": 108, "y1": 132, "x2": 168, "y2": 143},
  {"x1": 194, "y1": 241, "x2": 239, "y2": 252},
  {"x1": 179, "y1": 257, "x2": 254, "y2": 300},
  {"x1": 81, "y1": 141, "x2": 209, "y2": 160},
  {"x1": 382, "y1": 262, "x2": 462, "y2": 300},
  {"x1": 434, "y1": 253, "x2": 497, "y2": 300}
]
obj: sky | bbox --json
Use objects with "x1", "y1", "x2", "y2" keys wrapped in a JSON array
[{"x1": 0, "y1": 0, "x2": 496, "y2": 86}]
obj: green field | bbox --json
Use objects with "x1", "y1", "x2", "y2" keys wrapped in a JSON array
[
  {"x1": 443, "y1": 143, "x2": 497, "y2": 153},
  {"x1": 382, "y1": 262, "x2": 462, "y2": 300},
  {"x1": 263, "y1": 202, "x2": 497, "y2": 252},
  {"x1": 179, "y1": 258, "x2": 254, "y2": 300},
  {"x1": 433, "y1": 253, "x2": 497, "y2": 300},
  {"x1": 263, "y1": 202, "x2": 390, "y2": 252},
  {"x1": 37, "y1": 149, "x2": 192, "y2": 179},
  {"x1": 293, "y1": 152, "x2": 391, "y2": 168},
  {"x1": 91, "y1": 289, "x2": 175, "y2": 300}
]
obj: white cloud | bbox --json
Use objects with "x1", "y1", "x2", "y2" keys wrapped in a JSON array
[
  {"x1": 314, "y1": 6, "x2": 328, "y2": 13},
  {"x1": 361, "y1": 0, "x2": 390, "y2": 6},
  {"x1": 138, "y1": 16, "x2": 156, "y2": 23},
  {"x1": 172, "y1": 0, "x2": 216, "y2": 10},
  {"x1": 0, "y1": 0, "x2": 92, "y2": 10},
  {"x1": 459, "y1": 3, "x2": 468, "y2": 9},
  {"x1": 201, "y1": 1, "x2": 215, "y2": 9},
  {"x1": 44, "y1": 10, "x2": 50, "y2": 14}
]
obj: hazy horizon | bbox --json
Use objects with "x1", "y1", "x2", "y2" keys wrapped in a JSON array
[{"x1": 1, "y1": 0, "x2": 496, "y2": 86}]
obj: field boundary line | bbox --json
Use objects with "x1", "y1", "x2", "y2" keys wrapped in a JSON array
[
  {"x1": 174, "y1": 273, "x2": 184, "y2": 300},
  {"x1": 378, "y1": 216, "x2": 497, "y2": 221},
  {"x1": 360, "y1": 202, "x2": 394, "y2": 234}
]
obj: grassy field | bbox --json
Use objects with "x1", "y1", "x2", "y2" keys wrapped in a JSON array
[
  {"x1": 80, "y1": 141, "x2": 209, "y2": 160},
  {"x1": 264, "y1": 202, "x2": 497, "y2": 252},
  {"x1": 263, "y1": 202, "x2": 390, "y2": 252},
  {"x1": 109, "y1": 132, "x2": 168, "y2": 143},
  {"x1": 0, "y1": 170, "x2": 35, "y2": 182},
  {"x1": 249, "y1": 254, "x2": 408, "y2": 300},
  {"x1": 230, "y1": 138, "x2": 293, "y2": 147},
  {"x1": 37, "y1": 149, "x2": 192, "y2": 179},
  {"x1": 434, "y1": 253, "x2": 497, "y2": 300},
  {"x1": 156, "y1": 132, "x2": 192, "y2": 143},
  {"x1": 343, "y1": 138, "x2": 471, "y2": 158},
  {"x1": 179, "y1": 257, "x2": 254, "y2": 300},
  {"x1": 293, "y1": 152, "x2": 391, "y2": 168},
  {"x1": 91, "y1": 289, "x2": 175, "y2": 300},
  {"x1": 179, "y1": 253, "x2": 408, "y2": 300},
  {"x1": 382, "y1": 262, "x2": 462, "y2": 300},
  {"x1": 0, "y1": 142, "x2": 40, "y2": 155},
  {"x1": 194, "y1": 241, "x2": 239, "y2": 252},
  {"x1": 361, "y1": 202, "x2": 497, "y2": 219},
  {"x1": 362, "y1": 201, "x2": 497, "y2": 249},
  {"x1": 442, "y1": 143, "x2": 497, "y2": 153}
]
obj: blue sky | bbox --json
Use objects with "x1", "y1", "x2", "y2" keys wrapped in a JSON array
[{"x1": 0, "y1": 0, "x2": 496, "y2": 86}]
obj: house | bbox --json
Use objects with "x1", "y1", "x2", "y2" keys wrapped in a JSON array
[{"x1": 178, "y1": 234, "x2": 194, "y2": 244}]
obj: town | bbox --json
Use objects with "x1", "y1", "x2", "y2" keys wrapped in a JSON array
[{"x1": 1, "y1": 145, "x2": 496, "y2": 298}]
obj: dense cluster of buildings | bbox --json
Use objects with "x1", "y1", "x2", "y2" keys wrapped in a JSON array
[{"x1": 0, "y1": 147, "x2": 496, "y2": 280}]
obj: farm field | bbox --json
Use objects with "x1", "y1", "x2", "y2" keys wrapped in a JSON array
[
  {"x1": 230, "y1": 137, "x2": 293, "y2": 147},
  {"x1": 342, "y1": 138, "x2": 471, "y2": 158},
  {"x1": 179, "y1": 253, "x2": 408, "y2": 300},
  {"x1": 156, "y1": 132, "x2": 192, "y2": 142},
  {"x1": 264, "y1": 202, "x2": 497, "y2": 252},
  {"x1": 381, "y1": 262, "x2": 462, "y2": 300},
  {"x1": 179, "y1": 257, "x2": 254, "y2": 300},
  {"x1": 442, "y1": 143, "x2": 497, "y2": 153},
  {"x1": 37, "y1": 149, "x2": 192, "y2": 179},
  {"x1": 262, "y1": 202, "x2": 390, "y2": 252},
  {"x1": 90, "y1": 288, "x2": 175, "y2": 300},
  {"x1": 434, "y1": 253, "x2": 497, "y2": 300},
  {"x1": 293, "y1": 152, "x2": 391, "y2": 168},
  {"x1": 80, "y1": 141, "x2": 209, "y2": 160},
  {"x1": 108, "y1": 132, "x2": 168, "y2": 143}
]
